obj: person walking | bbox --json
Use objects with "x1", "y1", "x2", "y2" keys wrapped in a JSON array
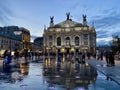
[
  {"x1": 82, "y1": 53, "x2": 85, "y2": 63},
  {"x1": 105, "y1": 51, "x2": 110, "y2": 66},
  {"x1": 3, "y1": 50, "x2": 12, "y2": 65},
  {"x1": 109, "y1": 51, "x2": 115, "y2": 66},
  {"x1": 96, "y1": 50, "x2": 100, "y2": 60},
  {"x1": 100, "y1": 51, "x2": 103, "y2": 60},
  {"x1": 14, "y1": 49, "x2": 19, "y2": 61},
  {"x1": 87, "y1": 52, "x2": 91, "y2": 59}
]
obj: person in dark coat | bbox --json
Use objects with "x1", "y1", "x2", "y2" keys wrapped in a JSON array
[
  {"x1": 3, "y1": 50, "x2": 12, "y2": 65},
  {"x1": 100, "y1": 51, "x2": 103, "y2": 60},
  {"x1": 105, "y1": 51, "x2": 110, "y2": 66},
  {"x1": 109, "y1": 51, "x2": 115, "y2": 66},
  {"x1": 82, "y1": 53, "x2": 85, "y2": 63},
  {"x1": 14, "y1": 49, "x2": 19, "y2": 61}
]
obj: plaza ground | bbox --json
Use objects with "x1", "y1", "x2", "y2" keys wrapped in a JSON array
[
  {"x1": 87, "y1": 57, "x2": 120, "y2": 85},
  {"x1": 0, "y1": 56, "x2": 120, "y2": 90}
]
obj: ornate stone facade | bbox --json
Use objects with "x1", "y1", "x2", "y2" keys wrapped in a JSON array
[{"x1": 43, "y1": 13, "x2": 96, "y2": 55}]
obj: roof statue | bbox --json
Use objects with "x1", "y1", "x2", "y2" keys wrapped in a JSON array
[
  {"x1": 66, "y1": 12, "x2": 70, "y2": 20},
  {"x1": 83, "y1": 14, "x2": 86, "y2": 21},
  {"x1": 50, "y1": 16, "x2": 54, "y2": 23}
]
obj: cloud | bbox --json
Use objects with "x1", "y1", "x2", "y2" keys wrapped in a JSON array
[
  {"x1": 97, "y1": 37, "x2": 112, "y2": 46},
  {"x1": 0, "y1": 1, "x2": 13, "y2": 25},
  {"x1": 112, "y1": 31, "x2": 120, "y2": 36},
  {"x1": 31, "y1": 35, "x2": 38, "y2": 42},
  {"x1": 94, "y1": 16, "x2": 120, "y2": 30},
  {"x1": 97, "y1": 31, "x2": 109, "y2": 38},
  {"x1": 31, "y1": 35, "x2": 38, "y2": 39},
  {"x1": 91, "y1": 10, "x2": 120, "y2": 30},
  {"x1": 0, "y1": 8, "x2": 10, "y2": 25},
  {"x1": 70, "y1": 3, "x2": 80, "y2": 10},
  {"x1": 89, "y1": 9, "x2": 120, "y2": 45}
]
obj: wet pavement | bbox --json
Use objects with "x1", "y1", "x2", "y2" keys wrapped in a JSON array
[
  {"x1": 87, "y1": 57, "x2": 120, "y2": 85},
  {"x1": 0, "y1": 56, "x2": 120, "y2": 90}
]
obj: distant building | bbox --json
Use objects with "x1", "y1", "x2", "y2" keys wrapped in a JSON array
[
  {"x1": 30, "y1": 37, "x2": 43, "y2": 52},
  {"x1": 0, "y1": 26, "x2": 30, "y2": 52},
  {"x1": 0, "y1": 26, "x2": 22, "y2": 51},
  {"x1": 20, "y1": 27, "x2": 31, "y2": 50},
  {"x1": 34, "y1": 37, "x2": 43, "y2": 47},
  {"x1": 43, "y1": 13, "x2": 96, "y2": 55},
  {"x1": 30, "y1": 42, "x2": 40, "y2": 52}
]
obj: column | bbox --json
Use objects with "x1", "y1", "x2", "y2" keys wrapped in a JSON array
[
  {"x1": 81, "y1": 34, "x2": 84, "y2": 45},
  {"x1": 79, "y1": 35, "x2": 81, "y2": 46},
  {"x1": 88, "y1": 34, "x2": 90, "y2": 46}
]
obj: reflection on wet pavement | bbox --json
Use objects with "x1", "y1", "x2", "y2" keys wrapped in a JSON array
[
  {"x1": 43, "y1": 57, "x2": 97, "y2": 90},
  {"x1": 0, "y1": 56, "x2": 120, "y2": 90}
]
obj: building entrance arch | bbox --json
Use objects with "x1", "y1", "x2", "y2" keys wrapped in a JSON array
[
  {"x1": 76, "y1": 49, "x2": 79, "y2": 54},
  {"x1": 66, "y1": 48, "x2": 70, "y2": 54}
]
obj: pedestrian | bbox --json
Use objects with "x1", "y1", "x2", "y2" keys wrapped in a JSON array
[
  {"x1": 109, "y1": 51, "x2": 115, "y2": 66},
  {"x1": 3, "y1": 50, "x2": 12, "y2": 65},
  {"x1": 79, "y1": 52, "x2": 82, "y2": 63},
  {"x1": 100, "y1": 51, "x2": 103, "y2": 60},
  {"x1": 105, "y1": 51, "x2": 110, "y2": 66},
  {"x1": 96, "y1": 50, "x2": 100, "y2": 60},
  {"x1": 24, "y1": 49, "x2": 28, "y2": 60},
  {"x1": 82, "y1": 53, "x2": 85, "y2": 63},
  {"x1": 87, "y1": 52, "x2": 91, "y2": 59},
  {"x1": 14, "y1": 49, "x2": 19, "y2": 61}
]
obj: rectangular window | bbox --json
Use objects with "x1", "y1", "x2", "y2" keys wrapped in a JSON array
[
  {"x1": 75, "y1": 41, "x2": 79, "y2": 46},
  {"x1": 49, "y1": 42, "x2": 52, "y2": 47},
  {"x1": 66, "y1": 41, "x2": 70, "y2": 46},
  {"x1": 84, "y1": 41, "x2": 88, "y2": 46},
  {"x1": 84, "y1": 34, "x2": 88, "y2": 40}
]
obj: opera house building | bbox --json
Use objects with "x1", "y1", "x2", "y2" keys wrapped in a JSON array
[{"x1": 43, "y1": 13, "x2": 96, "y2": 55}]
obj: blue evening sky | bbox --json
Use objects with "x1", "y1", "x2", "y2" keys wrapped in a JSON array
[{"x1": 0, "y1": 0, "x2": 120, "y2": 45}]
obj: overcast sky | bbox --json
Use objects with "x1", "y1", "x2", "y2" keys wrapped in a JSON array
[{"x1": 0, "y1": 0, "x2": 120, "y2": 45}]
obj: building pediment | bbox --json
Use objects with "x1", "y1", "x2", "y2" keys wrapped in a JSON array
[{"x1": 53, "y1": 20, "x2": 83, "y2": 28}]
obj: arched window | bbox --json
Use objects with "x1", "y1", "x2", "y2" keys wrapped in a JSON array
[
  {"x1": 66, "y1": 37, "x2": 70, "y2": 46},
  {"x1": 57, "y1": 37, "x2": 61, "y2": 46},
  {"x1": 75, "y1": 37, "x2": 79, "y2": 46}
]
